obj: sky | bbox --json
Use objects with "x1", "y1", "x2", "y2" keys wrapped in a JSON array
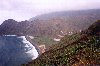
[{"x1": 0, "y1": 0, "x2": 100, "y2": 24}]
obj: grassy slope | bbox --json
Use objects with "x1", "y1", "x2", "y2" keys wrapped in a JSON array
[
  {"x1": 31, "y1": 36, "x2": 58, "y2": 48},
  {"x1": 23, "y1": 20, "x2": 100, "y2": 66}
]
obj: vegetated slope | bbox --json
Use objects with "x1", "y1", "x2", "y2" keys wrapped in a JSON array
[
  {"x1": 23, "y1": 20, "x2": 100, "y2": 66},
  {"x1": 0, "y1": 9, "x2": 100, "y2": 49},
  {"x1": 0, "y1": 19, "x2": 30, "y2": 35},
  {"x1": 29, "y1": 9, "x2": 100, "y2": 37}
]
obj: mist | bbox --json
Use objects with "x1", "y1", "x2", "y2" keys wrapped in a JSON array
[{"x1": 0, "y1": 0, "x2": 100, "y2": 24}]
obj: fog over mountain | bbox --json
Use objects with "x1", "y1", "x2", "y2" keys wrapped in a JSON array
[
  {"x1": 0, "y1": 0, "x2": 100, "y2": 66},
  {"x1": 0, "y1": 9, "x2": 100, "y2": 53},
  {"x1": 0, "y1": 0, "x2": 100, "y2": 24},
  {"x1": 1, "y1": 9, "x2": 100, "y2": 37}
]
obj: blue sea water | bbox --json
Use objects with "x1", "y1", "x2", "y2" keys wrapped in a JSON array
[{"x1": 0, "y1": 35, "x2": 39, "y2": 66}]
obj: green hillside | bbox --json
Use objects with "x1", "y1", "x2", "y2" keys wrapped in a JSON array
[{"x1": 23, "y1": 20, "x2": 100, "y2": 66}]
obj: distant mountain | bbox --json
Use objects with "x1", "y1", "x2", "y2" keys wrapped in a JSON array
[
  {"x1": 0, "y1": 9, "x2": 100, "y2": 48},
  {"x1": 0, "y1": 9, "x2": 100, "y2": 37},
  {"x1": 23, "y1": 20, "x2": 100, "y2": 66},
  {"x1": 30, "y1": 9, "x2": 100, "y2": 21},
  {"x1": 29, "y1": 9, "x2": 100, "y2": 37}
]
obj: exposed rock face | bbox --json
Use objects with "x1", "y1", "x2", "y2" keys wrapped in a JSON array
[
  {"x1": 0, "y1": 19, "x2": 30, "y2": 35},
  {"x1": 0, "y1": 35, "x2": 39, "y2": 66}
]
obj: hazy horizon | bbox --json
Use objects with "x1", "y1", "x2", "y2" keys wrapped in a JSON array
[{"x1": 0, "y1": 0, "x2": 100, "y2": 24}]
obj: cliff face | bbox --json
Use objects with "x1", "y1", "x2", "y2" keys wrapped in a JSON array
[
  {"x1": 0, "y1": 19, "x2": 30, "y2": 35},
  {"x1": 0, "y1": 35, "x2": 39, "y2": 66}
]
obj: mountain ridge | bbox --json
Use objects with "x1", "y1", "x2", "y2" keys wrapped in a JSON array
[
  {"x1": 0, "y1": 9, "x2": 100, "y2": 49},
  {"x1": 23, "y1": 20, "x2": 100, "y2": 66}
]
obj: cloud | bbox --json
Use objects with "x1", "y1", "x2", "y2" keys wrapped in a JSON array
[
  {"x1": 1, "y1": 0, "x2": 100, "y2": 11},
  {"x1": 0, "y1": 0, "x2": 100, "y2": 24}
]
